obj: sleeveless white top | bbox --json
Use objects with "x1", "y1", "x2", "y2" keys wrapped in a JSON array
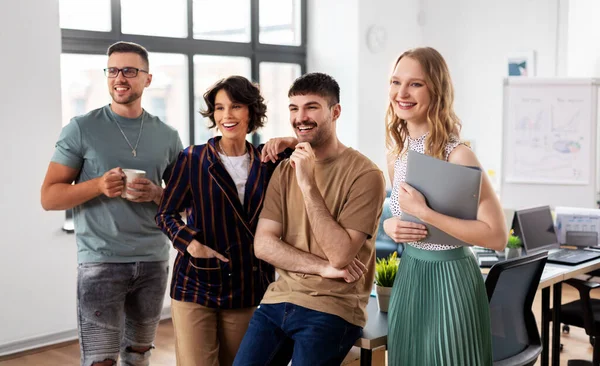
[{"x1": 389, "y1": 133, "x2": 463, "y2": 251}]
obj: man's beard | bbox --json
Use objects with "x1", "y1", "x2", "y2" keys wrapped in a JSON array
[
  {"x1": 294, "y1": 120, "x2": 330, "y2": 148},
  {"x1": 110, "y1": 89, "x2": 141, "y2": 105}
]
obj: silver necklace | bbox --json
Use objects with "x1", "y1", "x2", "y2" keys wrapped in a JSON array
[
  {"x1": 109, "y1": 109, "x2": 144, "y2": 157},
  {"x1": 218, "y1": 141, "x2": 249, "y2": 181}
]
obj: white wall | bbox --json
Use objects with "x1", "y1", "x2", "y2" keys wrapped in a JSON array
[
  {"x1": 357, "y1": 0, "x2": 422, "y2": 181},
  {"x1": 307, "y1": 0, "x2": 360, "y2": 149},
  {"x1": 567, "y1": 0, "x2": 600, "y2": 77},
  {"x1": 307, "y1": 0, "x2": 563, "y2": 194},
  {"x1": 0, "y1": 0, "x2": 78, "y2": 352},
  {"x1": 421, "y1": 0, "x2": 561, "y2": 184}
]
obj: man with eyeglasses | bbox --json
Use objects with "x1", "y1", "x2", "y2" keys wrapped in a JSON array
[{"x1": 41, "y1": 41, "x2": 183, "y2": 366}]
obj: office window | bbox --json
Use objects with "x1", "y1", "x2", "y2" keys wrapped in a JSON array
[
  {"x1": 149, "y1": 98, "x2": 167, "y2": 126},
  {"x1": 60, "y1": 0, "x2": 306, "y2": 145},
  {"x1": 60, "y1": 54, "x2": 110, "y2": 127},
  {"x1": 258, "y1": 62, "x2": 301, "y2": 142},
  {"x1": 59, "y1": 0, "x2": 111, "y2": 31},
  {"x1": 193, "y1": 56, "x2": 252, "y2": 143},
  {"x1": 144, "y1": 53, "x2": 190, "y2": 145},
  {"x1": 193, "y1": 0, "x2": 251, "y2": 42},
  {"x1": 259, "y1": 0, "x2": 301, "y2": 46},
  {"x1": 567, "y1": 0, "x2": 600, "y2": 77},
  {"x1": 59, "y1": 0, "x2": 305, "y2": 227},
  {"x1": 121, "y1": 0, "x2": 188, "y2": 38}
]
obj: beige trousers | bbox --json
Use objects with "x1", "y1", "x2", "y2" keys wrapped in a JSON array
[{"x1": 171, "y1": 299, "x2": 256, "y2": 366}]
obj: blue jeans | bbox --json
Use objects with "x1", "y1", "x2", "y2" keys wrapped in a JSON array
[
  {"x1": 77, "y1": 261, "x2": 168, "y2": 366},
  {"x1": 233, "y1": 303, "x2": 362, "y2": 366}
]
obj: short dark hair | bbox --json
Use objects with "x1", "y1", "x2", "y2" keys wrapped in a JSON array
[
  {"x1": 288, "y1": 72, "x2": 340, "y2": 107},
  {"x1": 200, "y1": 76, "x2": 267, "y2": 133},
  {"x1": 107, "y1": 41, "x2": 149, "y2": 69}
]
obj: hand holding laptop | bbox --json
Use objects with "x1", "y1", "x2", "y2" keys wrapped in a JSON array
[{"x1": 401, "y1": 150, "x2": 482, "y2": 247}]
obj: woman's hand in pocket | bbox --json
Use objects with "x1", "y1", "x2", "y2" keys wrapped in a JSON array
[{"x1": 187, "y1": 240, "x2": 229, "y2": 262}]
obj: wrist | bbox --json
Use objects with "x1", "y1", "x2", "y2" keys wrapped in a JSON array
[
  {"x1": 316, "y1": 258, "x2": 329, "y2": 277},
  {"x1": 419, "y1": 206, "x2": 433, "y2": 223},
  {"x1": 287, "y1": 137, "x2": 298, "y2": 148},
  {"x1": 94, "y1": 177, "x2": 103, "y2": 196},
  {"x1": 154, "y1": 184, "x2": 163, "y2": 202}
]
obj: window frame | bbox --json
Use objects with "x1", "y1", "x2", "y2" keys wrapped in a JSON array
[
  {"x1": 60, "y1": 0, "x2": 306, "y2": 229},
  {"x1": 61, "y1": 0, "x2": 307, "y2": 146}
]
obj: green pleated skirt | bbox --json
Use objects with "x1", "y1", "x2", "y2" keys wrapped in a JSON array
[{"x1": 387, "y1": 245, "x2": 492, "y2": 366}]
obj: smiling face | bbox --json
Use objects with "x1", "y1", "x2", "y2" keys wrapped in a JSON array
[
  {"x1": 213, "y1": 89, "x2": 250, "y2": 141},
  {"x1": 388, "y1": 56, "x2": 431, "y2": 126},
  {"x1": 107, "y1": 52, "x2": 151, "y2": 106},
  {"x1": 288, "y1": 93, "x2": 340, "y2": 148}
]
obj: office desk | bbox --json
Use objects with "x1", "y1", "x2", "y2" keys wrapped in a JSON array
[
  {"x1": 354, "y1": 258, "x2": 600, "y2": 366},
  {"x1": 355, "y1": 296, "x2": 388, "y2": 366},
  {"x1": 541, "y1": 257, "x2": 600, "y2": 366}
]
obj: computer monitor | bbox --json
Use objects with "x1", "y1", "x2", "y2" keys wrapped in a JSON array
[
  {"x1": 513, "y1": 206, "x2": 560, "y2": 254},
  {"x1": 555, "y1": 206, "x2": 600, "y2": 245},
  {"x1": 566, "y1": 231, "x2": 599, "y2": 248}
]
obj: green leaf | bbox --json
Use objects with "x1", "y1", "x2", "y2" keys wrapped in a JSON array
[
  {"x1": 507, "y1": 234, "x2": 522, "y2": 249},
  {"x1": 375, "y1": 251, "x2": 399, "y2": 287}
]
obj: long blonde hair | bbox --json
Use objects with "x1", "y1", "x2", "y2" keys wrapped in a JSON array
[{"x1": 385, "y1": 47, "x2": 462, "y2": 160}]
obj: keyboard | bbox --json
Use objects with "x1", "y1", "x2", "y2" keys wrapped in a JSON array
[
  {"x1": 472, "y1": 247, "x2": 495, "y2": 255},
  {"x1": 473, "y1": 247, "x2": 499, "y2": 267},
  {"x1": 547, "y1": 248, "x2": 600, "y2": 265},
  {"x1": 548, "y1": 249, "x2": 578, "y2": 260}
]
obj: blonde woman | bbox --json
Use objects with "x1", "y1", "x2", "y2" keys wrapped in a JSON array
[{"x1": 383, "y1": 47, "x2": 507, "y2": 365}]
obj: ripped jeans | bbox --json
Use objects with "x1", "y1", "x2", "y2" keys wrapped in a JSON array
[{"x1": 77, "y1": 261, "x2": 168, "y2": 366}]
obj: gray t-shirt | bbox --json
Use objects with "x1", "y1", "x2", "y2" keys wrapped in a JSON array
[{"x1": 51, "y1": 104, "x2": 183, "y2": 264}]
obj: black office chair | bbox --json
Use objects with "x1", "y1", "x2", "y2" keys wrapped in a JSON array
[
  {"x1": 375, "y1": 192, "x2": 405, "y2": 259},
  {"x1": 559, "y1": 274, "x2": 600, "y2": 366},
  {"x1": 563, "y1": 269, "x2": 600, "y2": 337},
  {"x1": 485, "y1": 251, "x2": 548, "y2": 366}
]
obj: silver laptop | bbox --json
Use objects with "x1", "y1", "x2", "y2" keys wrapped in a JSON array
[{"x1": 514, "y1": 206, "x2": 600, "y2": 265}]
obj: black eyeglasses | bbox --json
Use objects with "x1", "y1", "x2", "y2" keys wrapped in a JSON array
[{"x1": 104, "y1": 67, "x2": 148, "y2": 78}]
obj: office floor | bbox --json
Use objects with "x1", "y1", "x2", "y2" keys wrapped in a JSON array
[{"x1": 0, "y1": 284, "x2": 595, "y2": 366}]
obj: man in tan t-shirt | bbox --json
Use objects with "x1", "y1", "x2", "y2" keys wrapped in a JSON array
[{"x1": 233, "y1": 72, "x2": 386, "y2": 366}]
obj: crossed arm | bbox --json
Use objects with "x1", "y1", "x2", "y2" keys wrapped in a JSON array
[
  {"x1": 300, "y1": 185, "x2": 369, "y2": 268},
  {"x1": 254, "y1": 218, "x2": 367, "y2": 283}
]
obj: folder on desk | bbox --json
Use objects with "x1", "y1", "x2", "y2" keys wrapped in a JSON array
[{"x1": 402, "y1": 150, "x2": 482, "y2": 247}]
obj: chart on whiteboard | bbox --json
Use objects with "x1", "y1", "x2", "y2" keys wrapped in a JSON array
[{"x1": 505, "y1": 86, "x2": 591, "y2": 184}]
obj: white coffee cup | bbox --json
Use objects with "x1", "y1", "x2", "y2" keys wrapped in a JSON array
[{"x1": 122, "y1": 169, "x2": 146, "y2": 199}]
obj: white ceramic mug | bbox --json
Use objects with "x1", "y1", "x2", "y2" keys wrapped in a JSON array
[{"x1": 122, "y1": 169, "x2": 146, "y2": 199}]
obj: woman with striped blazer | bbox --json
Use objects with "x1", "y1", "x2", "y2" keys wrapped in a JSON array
[{"x1": 156, "y1": 75, "x2": 296, "y2": 366}]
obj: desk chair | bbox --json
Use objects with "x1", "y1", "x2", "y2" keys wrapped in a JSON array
[
  {"x1": 559, "y1": 276, "x2": 600, "y2": 366},
  {"x1": 375, "y1": 193, "x2": 404, "y2": 259},
  {"x1": 563, "y1": 269, "x2": 600, "y2": 336},
  {"x1": 485, "y1": 252, "x2": 548, "y2": 366}
]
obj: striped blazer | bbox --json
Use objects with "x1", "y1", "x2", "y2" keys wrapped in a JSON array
[{"x1": 156, "y1": 136, "x2": 288, "y2": 309}]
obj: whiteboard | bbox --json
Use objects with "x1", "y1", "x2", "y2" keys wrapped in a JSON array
[
  {"x1": 505, "y1": 80, "x2": 593, "y2": 184},
  {"x1": 501, "y1": 78, "x2": 600, "y2": 209}
]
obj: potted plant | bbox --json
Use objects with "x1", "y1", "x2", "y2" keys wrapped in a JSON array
[
  {"x1": 506, "y1": 230, "x2": 523, "y2": 259},
  {"x1": 374, "y1": 251, "x2": 399, "y2": 312}
]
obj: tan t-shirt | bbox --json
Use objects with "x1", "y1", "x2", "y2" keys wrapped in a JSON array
[{"x1": 259, "y1": 147, "x2": 386, "y2": 327}]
